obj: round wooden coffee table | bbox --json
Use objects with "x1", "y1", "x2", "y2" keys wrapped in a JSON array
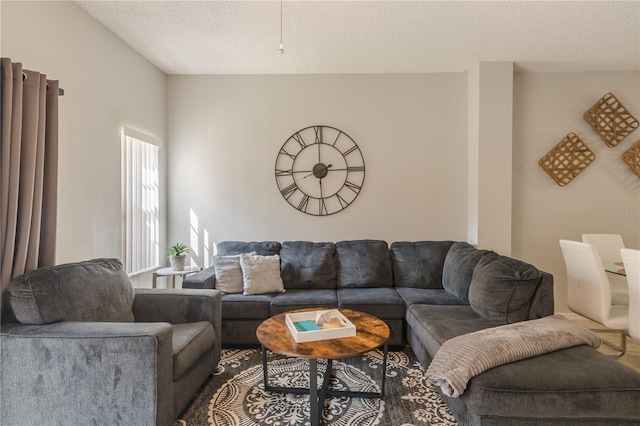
[{"x1": 256, "y1": 308, "x2": 390, "y2": 426}]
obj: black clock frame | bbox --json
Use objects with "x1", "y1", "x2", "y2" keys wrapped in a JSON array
[{"x1": 275, "y1": 125, "x2": 365, "y2": 216}]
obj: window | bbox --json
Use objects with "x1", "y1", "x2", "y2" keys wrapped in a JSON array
[{"x1": 122, "y1": 127, "x2": 160, "y2": 276}]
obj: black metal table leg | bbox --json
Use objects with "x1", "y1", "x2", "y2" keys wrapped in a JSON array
[
  {"x1": 309, "y1": 359, "x2": 319, "y2": 426},
  {"x1": 260, "y1": 345, "x2": 387, "y2": 426}
]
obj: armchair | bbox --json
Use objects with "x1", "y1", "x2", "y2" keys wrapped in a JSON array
[{"x1": 1, "y1": 258, "x2": 222, "y2": 426}]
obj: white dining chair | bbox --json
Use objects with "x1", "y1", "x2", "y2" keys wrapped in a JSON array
[
  {"x1": 560, "y1": 239, "x2": 629, "y2": 355},
  {"x1": 582, "y1": 234, "x2": 625, "y2": 263},
  {"x1": 621, "y1": 248, "x2": 640, "y2": 342}
]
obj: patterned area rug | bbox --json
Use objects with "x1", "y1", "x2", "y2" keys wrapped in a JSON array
[{"x1": 178, "y1": 347, "x2": 457, "y2": 426}]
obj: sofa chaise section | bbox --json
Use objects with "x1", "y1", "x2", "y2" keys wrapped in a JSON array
[{"x1": 403, "y1": 242, "x2": 640, "y2": 425}]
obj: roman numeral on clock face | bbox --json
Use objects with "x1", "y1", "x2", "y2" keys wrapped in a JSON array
[
  {"x1": 275, "y1": 168, "x2": 293, "y2": 176},
  {"x1": 280, "y1": 182, "x2": 298, "y2": 199},
  {"x1": 314, "y1": 126, "x2": 323, "y2": 144},
  {"x1": 292, "y1": 132, "x2": 307, "y2": 149},
  {"x1": 298, "y1": 194, "x2": 310, "y2": 212},
  {"x1": 343, "y1": 145, "x2": 358, "y2": 156},
  {"x1": 344, "y1": 180, "x2": 362, "y2": 193}
]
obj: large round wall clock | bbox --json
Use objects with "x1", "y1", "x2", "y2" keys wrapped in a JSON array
[{"x1": 275, "y1": 125, "x2": 365, "y2": 216}]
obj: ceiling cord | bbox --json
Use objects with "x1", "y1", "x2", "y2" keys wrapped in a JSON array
[{"x1": 279, "y1": 0, "x2": 284, "y2": 54}]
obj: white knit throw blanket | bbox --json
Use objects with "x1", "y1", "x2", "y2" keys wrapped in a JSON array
[{"x1": 426, "y1": 314, "x2": 601, "y2": 398}]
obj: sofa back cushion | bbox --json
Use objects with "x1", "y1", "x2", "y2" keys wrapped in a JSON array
[
  {"x1": 9, "y1": 258, "x2": 135, "y2": 325},
  {"x1": 280, "y1": 241, "x2": 336, "y2": 289},
  {"x1": 442, "y1": 242, "x2": 491, "y2": 303},
  {"x1": 217, "y1": 241, "x2": 281, "y2": 257},
  {"x1": 336, "y1": 240, "x2": 392, "y2": 288},
  {"x1": 468, "y1": 253, "x2": 543, "y2": 324},
  {"x1": 390, "y1": 241, "x2": 455, "y2": 289}
]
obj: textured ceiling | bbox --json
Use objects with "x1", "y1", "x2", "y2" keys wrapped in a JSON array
[{"x1": 75, "y1": 1, "x2": 640, "y2": 75}]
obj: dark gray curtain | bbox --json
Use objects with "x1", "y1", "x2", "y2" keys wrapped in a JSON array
[{"x1": 1, "y1": 58, "x2": 59, "y2": 294}]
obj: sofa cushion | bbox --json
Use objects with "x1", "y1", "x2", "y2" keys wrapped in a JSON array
[
  {"x1": 212, "y1": 254, "x2": 246, "y2": 294},
  {"x1": 468, "y1": 253, "x2": 542, "y2": 324},
  {"x1": 395, "y1": 288, "x2": 467, "y2": 307},
  {"x1": 221, "y1": 294, "x2": 273, "y2": 319},
  {"x1": 336, "y1": 240, "x2": 392, "y2": 288},
  {"x1": 217, "y1": 241, "x2": 281, "y2": 256},
  {"x1": 390, "y1": 241, "x2": 455, "y2": 289},
  {"x1": 442, "y1": 242, "x2": 490, "y2": 303},
  {"x1": 458, "y1": 345, "x2": 640, "y2": 422},
  {"x1": 240, "y1": 254, "x2": 286, "y2": 295},
  {"x1": 9, "y1": 258, "x2": 135, "y2": 325},
  {"x1": 172, "y1": 321, "x2": 215, "y2": 380},
  {"x1": 337, "y1": 288, "x2": 405, "y2": 318},
  {"x1": 280, "y1": 241, "x2": 336, "y2": 290},
  {"x1": 270, "y1": 289, "x2": 338, "y2": 315},
  {"x1": 405, "y1": 304, "x2": 499, "y2": 358}
]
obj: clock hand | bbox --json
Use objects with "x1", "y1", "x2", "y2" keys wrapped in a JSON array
[{"x1": 301, "y1": 164, "x2": 333, "y2": 179}]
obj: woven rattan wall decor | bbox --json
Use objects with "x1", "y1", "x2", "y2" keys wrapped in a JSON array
[
  {"x1": 539, "y1": 132, "x2": 596, "y2": 187},
  {"x1": 622, "y1": 139, "x2": 640, "y2": 179},
  {"x1": 583, "y1": 92, "x2": 639, "y2": 148}
]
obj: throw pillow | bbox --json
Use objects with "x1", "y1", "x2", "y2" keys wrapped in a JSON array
[
  {"x1": 442, "y1": 242, "x2": 490, "y2": 303},
  {"x1": 468, "y1": 253, "x2": 543, "y2": 324},
  {"x1": 212, "y1": 254, "x2": 247, "y2": 294},
  {"x1": 240, "y1": 253, "x2": 286, "y2": 295}
]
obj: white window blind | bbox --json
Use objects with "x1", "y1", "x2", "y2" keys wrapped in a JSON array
[{"x1": 123, "y1": 129, "x2": 160, "y2": 276}]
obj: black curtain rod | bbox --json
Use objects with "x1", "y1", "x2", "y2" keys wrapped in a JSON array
[{"x1": 22, "y1": 72, "x2": 64, "y2": 96}]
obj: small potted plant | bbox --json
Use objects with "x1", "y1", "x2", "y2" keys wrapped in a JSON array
[{"x1": 166, "y1": 243, "x2": 191, "y2": 271}]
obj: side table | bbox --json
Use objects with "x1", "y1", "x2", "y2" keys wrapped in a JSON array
[{"x1": 152, "y1": 266, "x2": 201, "y2": 288}]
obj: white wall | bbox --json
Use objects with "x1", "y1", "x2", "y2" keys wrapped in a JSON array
[
  {"x1": 4, "y1": 2, "x2": 638, "y2": 304},
  {"x1": 513, "y1": 71, "x2": 640, "y2": 311},
  {"x1": 167, "y1": 74, "x2": 469, "y2": 267},
  {"x1": 468, "y1": 62, "x2": 514, "y2": 255},
  {"x1": 169, "y1": 70, "x2": 640, "y2": 311},
  {"x1": 1, "y1": 1, "x2": 166, "y2": 285}
]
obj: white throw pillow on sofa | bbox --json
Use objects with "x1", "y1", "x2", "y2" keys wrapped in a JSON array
[
  {"x1": 212, "y1": 254, "x2": 245, "y2": 293},
  {"x1": 240, "y1": 253, "x2": 286, "y2": 295}
]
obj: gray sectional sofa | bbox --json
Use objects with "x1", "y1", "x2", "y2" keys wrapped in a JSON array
[{"x1": 185, "y1": 239, "x2": 640, "y2": 424}]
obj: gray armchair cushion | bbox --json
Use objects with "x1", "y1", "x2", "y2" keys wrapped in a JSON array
[
  {"x1": 172, "y1": 322, "x2": 215, "y2": 379},
  {"x1": 9, "y1": 258, "x2": 134, "y2": 325},
  {"x1": 468, "y1": 253, "x2": 543, "y2": 324},
  {"x1": 280, "y1": 241, "x2": 336, "y2": 289},
  {"x1": 442, "y1": 242, "x2": 490, "y2": 303},
  {"x1": 336, "y1": 240, "x2": 392, "y2": 288},
  {"x1": 390, "y1": 241, "x2": 455, "y2": 289},
  {"x1": 217, "y1": 241, "x2": 281, "y2": 256}
]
